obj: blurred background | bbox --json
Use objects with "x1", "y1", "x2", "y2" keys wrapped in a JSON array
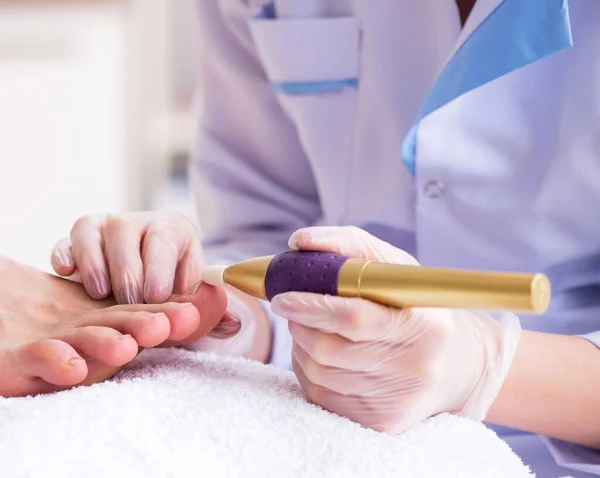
[{"x1": 0, "y1": 0, "x2": 201, "y2": 271}]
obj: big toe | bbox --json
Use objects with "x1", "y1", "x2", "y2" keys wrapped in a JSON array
[{"x1": 173, "y1": 283, "x2": 228, "y2": 343}]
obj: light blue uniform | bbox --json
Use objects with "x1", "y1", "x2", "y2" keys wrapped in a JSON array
[{"x1": 191, "y1": 1, "x2": 600, "y2": 475}]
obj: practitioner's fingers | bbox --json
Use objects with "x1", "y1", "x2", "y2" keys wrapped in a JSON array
[
  {"x1": 102, "y1": 216, "x2": 145, "y2": 305},
  {"x1": 69, "y1": 214, "x2": 111, "y2": 300},
  {"x1": 140, "y1": 216, "x2": 196, "y2": 304},
  {"x1": 51, "y1": 238, "x2": 76, "y2": 277}
]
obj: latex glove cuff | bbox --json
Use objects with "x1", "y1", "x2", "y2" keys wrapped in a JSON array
[{"x1": 459, "y1": 312, "x2": 522, "y2": 421}]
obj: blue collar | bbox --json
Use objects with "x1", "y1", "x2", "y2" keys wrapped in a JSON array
[{"x1": 402, "y1": 0, "x2": 573, "y2": 177}]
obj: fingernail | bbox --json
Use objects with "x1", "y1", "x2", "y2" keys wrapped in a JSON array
[
  {"x1": 123, "y1": 280, "x2": 142, "y2": 304},
  {"x1": 288, "y1": 232, "x2": 307, "y2": 250},
  {"x1": 288, "y1": 237, "x2": 300, "y2": 250},
  {"x1": 117, "y1": 334, "x2": 132, "y2": 341},
  {"x1": 91, "y1": 272, "x2": 109, "y2": 297},
  {"x1": 289, "y1": 229, "x2": 324, "y2": 250},
  {"x1": 68, "y1": 357, "x2": 84, "y2": 366},
  {"x1": 56, "y1": 249, "x2": 72, "y2": 268},
  {"x1": 144, "y1": 281, "x2": 169, "y2": 304},
  {"x1": 209, "y1": 310, "x2": 242, "y2": 339}
]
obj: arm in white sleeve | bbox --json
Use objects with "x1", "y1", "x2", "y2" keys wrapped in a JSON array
[{"x1": 190, "y1": 1, "x2": 319, "y2": 368}]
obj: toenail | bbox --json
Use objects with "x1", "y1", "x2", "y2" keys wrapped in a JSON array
[
  {"x1": 209, "y1": 312, "x2": 242, "y2": 339},
  {"x1": 151, "y1": 313, "x2": 167, "y2": 321},
  {"x1": 68, "y1": 357, "x2": 85, "y2": 366},
  {"x1": 185, "y1": 281, "x2": 202, "y2": 295},
  {"x1": 117, "y1": 334, "x2": 133, "y2": 341}
]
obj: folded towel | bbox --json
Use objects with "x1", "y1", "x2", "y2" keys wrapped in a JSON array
[{"x1": 0, "y1": 349, "x2": 532, "y2": 478}]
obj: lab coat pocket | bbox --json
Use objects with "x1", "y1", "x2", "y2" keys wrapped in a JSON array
[{"x1": 247, "y1": 15, "x2": 360, "y2": 222}]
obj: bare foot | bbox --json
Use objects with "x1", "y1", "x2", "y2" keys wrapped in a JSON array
[{"x1": 0, "y1": 257, "x2": 227, "y2": 397}]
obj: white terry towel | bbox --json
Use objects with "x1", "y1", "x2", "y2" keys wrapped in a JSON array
[{"x1": 0, "y1": 349, "x2": 533, "y2": 478}]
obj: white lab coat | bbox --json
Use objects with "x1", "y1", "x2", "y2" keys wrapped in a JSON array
[{"x1": 190, "y1": 1, "x2": 600, "y2": 476}]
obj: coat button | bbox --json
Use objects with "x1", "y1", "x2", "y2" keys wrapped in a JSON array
[{"x1": 423, "y1": 180, "x2": 444, "y2": 198}]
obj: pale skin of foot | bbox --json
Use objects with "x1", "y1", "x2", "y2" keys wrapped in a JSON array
[{"x1": 0, "y1": 256, "x2": 228, "y2": 398}]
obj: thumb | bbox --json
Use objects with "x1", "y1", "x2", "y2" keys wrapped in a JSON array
[{"x1": 288, "y1": 226, "x2": 419, "y2": 265}]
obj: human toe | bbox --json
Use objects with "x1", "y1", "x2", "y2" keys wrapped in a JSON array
[
  {"x1": 60, "y1": 326, "x2": 138, "y2": 367},
  {"x1": 120, "y1": 312, "x2": 172, "y2": 347},
  {"x1": 175, "y1": 284, "x2": 227, "y2": 341},
  {"x1": 118, "y1": 304, "x2": 200, "y2": 344},
  {"x1": 19, "y1": 339, "x2": 88, "y2": 386},
  {"x1": 78, "y1": 308, "x2": 170, "y2": 348}
]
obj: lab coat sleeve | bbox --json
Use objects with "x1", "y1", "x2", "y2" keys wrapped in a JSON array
[
  {"x1": 540, "y1": 331, "x2": 600, "y2": 475},
  {"x1": 190, "y1": 1, "x2": 320, "y2": 369}
]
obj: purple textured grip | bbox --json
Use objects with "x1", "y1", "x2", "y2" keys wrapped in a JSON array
[{"x1": 264, "y1": 251, "x2": 350, "y2": 300}]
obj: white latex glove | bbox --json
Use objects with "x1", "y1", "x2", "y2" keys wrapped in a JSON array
[
  {"x1": 50, "y1": 212, "x2": 256, "y2": 352},
  {"x1": 270, "y1": 226, "x2": 521, "y2": 433},
  {"x1": 51, "y1": 212, "x2": 203, "y2": 304}
]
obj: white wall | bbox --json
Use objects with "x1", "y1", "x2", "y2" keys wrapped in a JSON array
[
  {"x1": 0, "y1": 1, "x2": 201, "y2": 272},
  {"x1": 0, "y1": 4, "x2": 129, "y2": 271}
]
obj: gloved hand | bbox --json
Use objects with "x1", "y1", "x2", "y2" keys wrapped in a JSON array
[
  {"x1": 51, "y1": 212, "x2": 203, "y2": 304},
  {"x1": 50, "y1": 212, "x2": 257, "y2": 354},
  {"x1": 271, "y1": 226, "x2": 521, "y2": 433}
]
